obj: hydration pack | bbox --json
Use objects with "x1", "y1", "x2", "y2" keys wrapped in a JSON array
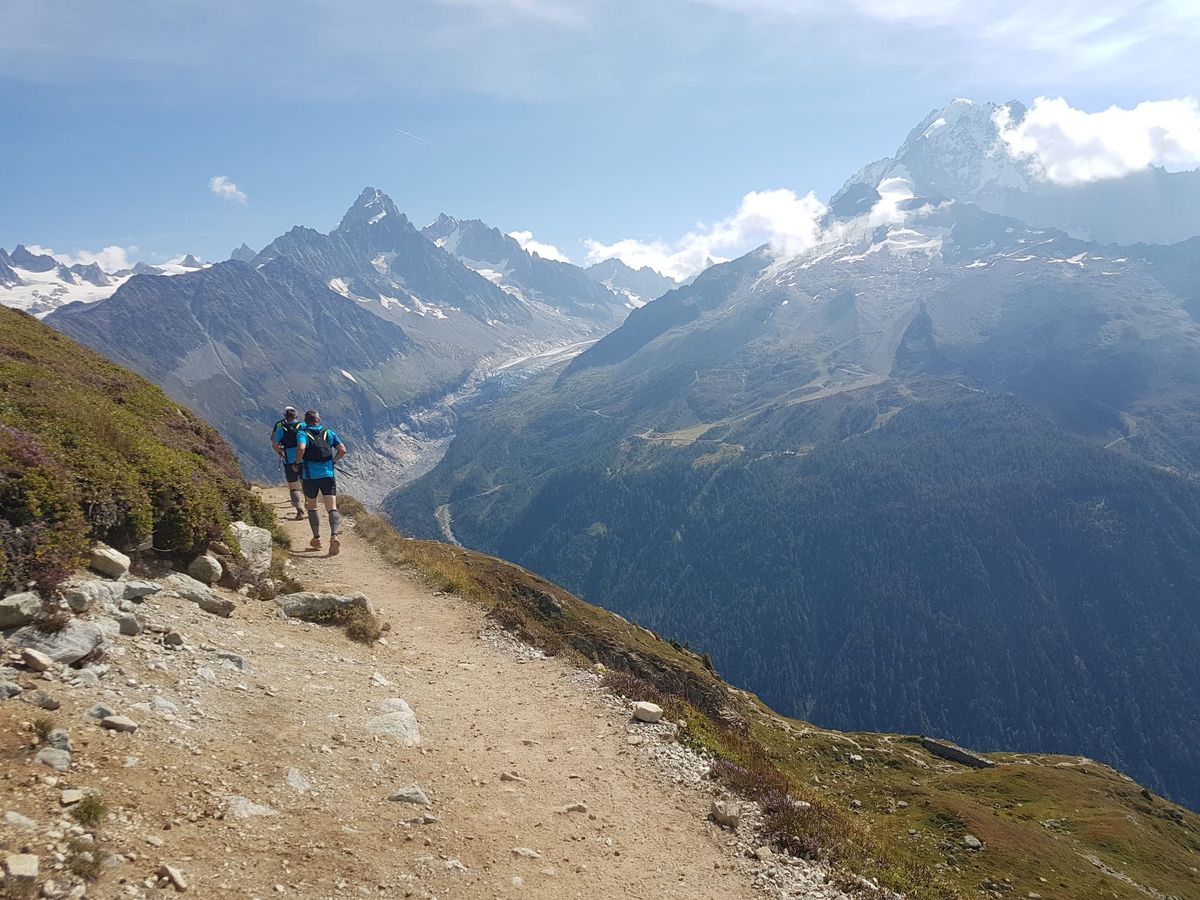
[
  {"x1": 275, "y1": 419, "x2": 300, "y2": 449},
  {"x1": 302, "y1": 426, "x2": 334, "y2": 463}
]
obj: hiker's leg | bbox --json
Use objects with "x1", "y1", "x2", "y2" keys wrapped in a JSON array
[
  {"x1": 323, "y1": 484, "x2": 340, "y2": 536},
  {"x1": 282, "y1": 462, "x2": 303, "y2": 511},
  {"x1": 302, "y1": 481, "x2": 320, "y2": 538}
]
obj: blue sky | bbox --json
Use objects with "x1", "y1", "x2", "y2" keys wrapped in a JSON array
[{"x1": 2, "y1": 0, "x2": 1199, "y2": 273}]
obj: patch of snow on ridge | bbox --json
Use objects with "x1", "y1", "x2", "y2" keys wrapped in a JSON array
[
  {"x1": 328, "y1": 277, "x2": 352, "y2": 297},
  {"x1": 339, "y1": 369, "x2": 358, "y2": 383},
  {"x1": 371, "y1": 252, "x2": 397, "y2": 275},
  {"x1": 369, "y1": 211, "x2": 387, "y2": 225}
]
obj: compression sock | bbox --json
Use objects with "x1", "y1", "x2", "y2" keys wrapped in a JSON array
[
  {"x1": 289, "y1": 489, "x2": 303, "y2": 511},
  {"x1": 307, "y1": 509, "x2": 320, "y2": 538},
  {"x1": 328, "y1": 509, "x2": 341, "y2": 536}
]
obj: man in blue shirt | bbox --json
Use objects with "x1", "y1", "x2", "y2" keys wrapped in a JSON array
[
  {"x1": 294, "y1": 409, "x2": 348, "y2": 555},
  {"x1": 270, "y1": 406, "x2": 305, "y2": 519}
]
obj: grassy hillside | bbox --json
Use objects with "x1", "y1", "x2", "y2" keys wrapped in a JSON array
[
  {"x1": 345, "y1": 496, "x2": 1200, "y2": 900},
  {"x1": 0, "y1": 306, "x2": 271, "y2": 593}
]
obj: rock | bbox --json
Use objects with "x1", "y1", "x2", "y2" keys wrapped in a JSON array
[
  {"x1": 214, "y1": 651, "x2": 248, "y2": 670},
  {"x1": 89, "y1": 544, "x2": 130, "y2": 579},
  {"x1": 163, "y1": 630, "x2": 184, "y2": 648},
  {"x1": 35, "y1": 747, "x2": 71, "y2": 771},
  {"x1": 101, "y1": 715, "x2": 139, "y2": 733},
  {"x1": 159, "y1": 864, "x2": 188, "y2": 892},
  {"x1": 711, "y1": 799, "x2": 741, "y2": 829},
  {"x1": 753, "y1": 846, "x2": 774, "y2": 861},
  {"x1": 10, "y1": 622, "x2": 105, "y2": 666},
  {"x1": 61, "y1": 580, "x2": 122, "y2": 614},
  {"x1": 919, "y1": 737, "x2": 996, "y2": 770},
  {"x1": 118, "y1": 614, "x2": 143, "y2": 636},
  {"x1": 388, "y1": 784, "x2": 430, "y2": 806},
  {"x1": 230, "y1": 522, "x2": 273, "y2": 578},
  {"x1": 60, "y1": 790, "x2": 84, "y2": 806},
  {"x1": 365, "y1": 698, "x2": 421, "y2": 746},
  {"x1": 445, "y1": 859, "x2": 467, "y2": 873},
  {"x1": 21, "y1": 648, "x2": 55, "y2": 672},
  {"x1": 4, "y1": 811, "x2": 37, "y2": 829},
  {"x1": 559, "y1": 803, "x2": 588, "y2": 814},
  {"x1": 0, "y1": 592, "x2": 42, "y2": 628},
  {"x1": 4, "y1": 853, "x2": 38, "y2": 884},
  {"x1": 511, "y1": 848, "x2": 541, "y2": 859},
  {"x1": 186, "y1": 554, "x2": 223, "y2": 586},
  {"x1": 121, "y1": 580, "x2": 162, "y2": 601},
  {"x1": 0, "y1": 681, "x2": 21, "y2": 699},
  {"x1": 963, "y1": 834, "x2": 984, "y2": 851},
  {"x1": 152, "y1": 695, "x2": 179, "y2": 717},
  {"x1": 87, "y1": 704, "x2": 116, "y2": 719},
  {"x1": 275, "y1": 591, "x2": 375, "y2": 621},
  {"x1": 849, "y1": 753, "x2": 864, "y2": 765},
  {"x1": 632, "y1": 701, "x2": 663, "y2": 724},
  {"x1": 162, "y1": 573, "x2": 235, "y2": 617},
  {"x1": 25, "y1": 689, "x2": 60, "y2": 711},
  {"x1": 70, "y1": 668, "x2": 102, "y2": 688},
  {"x1": 285, "y1": 768, "x2": 312, "y2": 794},
  {"x1": 224, "y1": 795, "x2": 278, "y2": 818},
  {"x1": 46, "y1": 729, "x2": 71, "y2": 751}
]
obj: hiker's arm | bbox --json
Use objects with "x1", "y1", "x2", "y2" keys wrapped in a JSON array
[
  {"x1": 271, "y1": 427, "x2": 283, "y2": 456},
  {"x1": 334, "y1": 441, "x2": 347, "y2": 462}
]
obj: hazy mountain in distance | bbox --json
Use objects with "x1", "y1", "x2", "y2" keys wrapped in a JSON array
[
  {"x1": 833, "y1": 98, "x2": 1200, "y2": 245},
  {"x1": 584, "y1": 257, "x2": 680, "y2": 307},
  {"x1": 229, "y1": 243, "x2": 257, "y2": 262}
]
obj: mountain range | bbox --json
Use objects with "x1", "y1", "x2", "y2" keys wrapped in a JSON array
[
  {"x1": 384, "y1": 100, "x2": 1200, "y2": 810},
  {"x1": 43, "y1": 189, "x2": 636, "y2": 502}
]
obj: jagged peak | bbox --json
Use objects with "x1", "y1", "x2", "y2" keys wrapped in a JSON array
[{"x1": 336, "y1": 187, "x2": 409, "y2": 233}]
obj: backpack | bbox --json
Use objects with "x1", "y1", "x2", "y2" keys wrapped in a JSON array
[
  {"x1": 275, "y1": 419, "x2": 300, "y2": 449},
  {"x1": 302, "y1": 425, "x2": 334, "y2": 463}
]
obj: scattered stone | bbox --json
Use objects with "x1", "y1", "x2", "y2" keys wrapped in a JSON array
[
  {"x1": 0, "y1": 592, "x2": 42, "y2": 628},
  {"x1": 499, "y1": 771, "x2": 526, "y2": 783},
  {"x1": 559, "y1": 803, "x2": 588, "y2": 814},
  {"x1": 122, "y1": 581, "x2": 162, "y2": 601},
  {"x1": 118, "y1": 614, "x2": 143, "y2": 637},
  {"x1": 0, "y1": 681, "x2": 21, "y2": 699},
  {"x1": 632, "y1": 701, "x2": 663, "y2": 724},
  {"x1": 753, "y1": 846, "x2": 774, "y2": 861},
  {"x1": 101, "y1": 715, "x2": 139, "y2": 733},
  {"x1": 89, "y1": 544, "x2": 130, "y2": 579},
  {"x1": 152, "y1": 695, "x2": 179, "y2": 717},
  {"x1": 850, "y1": 799, "x2": 863, "y2": 809},
  {"x1": 849, "y1": 753, "x2": 864, "y2": 765},
  {"x1": 10, "y1": 622, "x2": 105, "y2": 666},
  {"x1": 285, "y1": 768, "x2": 312, "y2": 794},
  {"x1": 87, "y1": 704, "x2": 116, "y2": 719},
  {"x1": 61, "y1": 580, "x2": 122, "y2": 614},
  {"x1": 214, "y1": 652, "x2": 248, "y2": 671},
  {"x1": 70, "y1": 668, "x2": 102, "y2": 688},
  {"x1": 34, "y1": 747, "x2": 71, "y2": 772},
  {"x1": 4, "y1": 811, "x2": 36, "y2": 830},
  {"x1": 365, "y1": 698, "x2": 421, "y2": 746},
  {"x1": 162, "y1": 573, "x2": 236, "y2": 618},
  {"x1": 230, "y1": 522, "x2": 273, "y2": 578},
  {"x1": 25, "y1": 689, "x2": 60, "y2": 711},
  {"x1": 21, "y1": 648, "x2": 55, "y2": 672},
  {"x1": 159, "y1": 864, "x2": 188, "y2": 892},
  {"x1": 224, "y1": 795, "x2": 278, "y2": 819},
  {"x1": 275, "y1": 591, "x2": 375, "y2": 621},
  {"x1": 388, "y1": 784, "x2": 430, "y2": 806},
  {"x1": 4, "y1": 853, "x2": 38, "y2": 884},
  {"x1": 60, "y1": 790, "x2": 84, "y2": 806},
  {"x1": 163, "y1": 631, "x2": 185, "y2": 648},
  {"x1": 46, "y1": 729, "x2": 72, "y2": 751},
  {"x1": 963, "y1": 834, "x2": 984, "y2": 851},
  {"x1": 370, "y1": 672, "x2": 392, "y2": 687},
  {"x1": 187, "y1": 554, "x2": 223, "y2": 586},
  {"x1": 511, "y1": 848, "x2": 541, "y2": 859},
  {"x1": 445, "y1": 859, "x2": 467, "y2": 873},
  {"x1": 711, "y1": 800, "x2": 741, "y2": 829}
]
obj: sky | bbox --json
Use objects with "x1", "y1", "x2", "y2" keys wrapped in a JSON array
[{"x1": 2, "y1": 0, "x2": 1200, "y2": 276}]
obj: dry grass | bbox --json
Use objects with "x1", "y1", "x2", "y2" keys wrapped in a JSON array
[
  {"x1": 32, "y1": 716, "x2": 56, "y2": 741},
  {"x1": 69, "y1": 794, "x2": 108, "y2": 828}
]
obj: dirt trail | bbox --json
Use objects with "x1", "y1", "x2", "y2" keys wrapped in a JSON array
[{"x1": 2, "y1": 490, "x2": 765, "y2": 899}]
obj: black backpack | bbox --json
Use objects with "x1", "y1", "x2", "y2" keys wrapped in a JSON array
[
  {"x1": 302, "y1": 426, "x2": 334, "y2": 463},
  {"x1": 275, "y1": 419, "x2": 300, "y2": 449}
]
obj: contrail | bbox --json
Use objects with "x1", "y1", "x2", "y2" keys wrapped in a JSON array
[{"x1": 394, "y1": 127, "x2": 433, "y2": 146}]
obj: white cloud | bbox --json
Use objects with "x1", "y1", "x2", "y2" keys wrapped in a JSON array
[
  {"x1": 26, "y1": 243, "x2": 137, "y2": 272},
  {"x1": 209, "y1": 175, "x2": 247, "y2": 204},
  {"x1": 994, "y1": 96, "x2": 1200, "y2": 185},
  {"x1": 507, "y1": 230, "x2": 570, "y2": 263},
  {"x1": 584, "y1": 189, "x2": 828, "y2": 280}
]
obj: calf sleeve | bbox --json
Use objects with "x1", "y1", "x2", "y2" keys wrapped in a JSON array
[
  {"x1": 307, "y1": 509, "x2": 320, "y2": 538},
  {"x1": 289, "y1": 489, "x2": 303, "y2": 510},
  {"x1": 328, "y1": 509, "x2": 341, "y2": 536}
]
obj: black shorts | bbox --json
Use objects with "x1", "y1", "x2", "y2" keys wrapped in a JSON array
[
  {"x1": 301, "y1": 477, "x2": 337, "y2": 499},
  {"x1": 282, "y1": 461, "x2": 301, "y2": 485}
]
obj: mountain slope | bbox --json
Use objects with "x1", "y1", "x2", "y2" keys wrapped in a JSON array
[
  {"x1": 0, "y1": 306, "x2": 270, "y2": 593},
  {"x1": 423, "y1": 213, "x2": 630, "y2": 323},
  {"x1": 385, "y1": 202, "x2": 1200, "y2": 809},
  {"x1": 584, "y1": 257, "x2": 680, "y2": 307},
  {"x1": 833, "y1": 98, "x2": 1200, "y2": 245}
]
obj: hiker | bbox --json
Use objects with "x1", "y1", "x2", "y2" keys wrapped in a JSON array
[
  {"x1": 294, "y1": 409, "x2": 347, "y2": 555},
  {"x1": 271, "y1": 406, "x2": 305, "y2": 519}
]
